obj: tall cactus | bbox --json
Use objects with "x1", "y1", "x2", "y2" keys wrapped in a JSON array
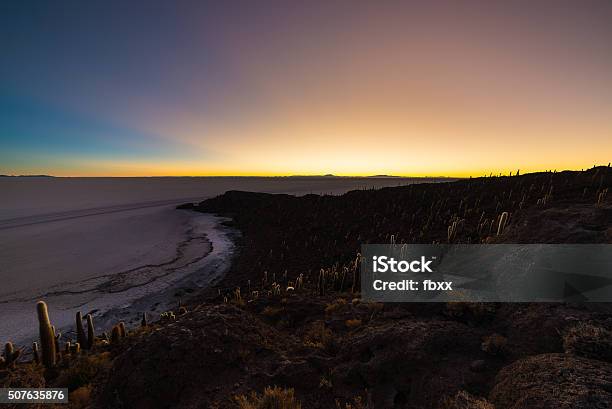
[
  {"x1": 36, "y1": 301, "x2": 56, "y2": 368},
  {"x1": 118, "y1": 322, "x2": 127, "y2": 338},
  {"x1": 76, "y1": 311, "x2": 86, "y2": 348},
  {"x1": 497, "y1": 212, "x2": 509, "y2": 236},
  {"x1": 86, "y1": 314, "x2": 95, "y2": 350}
]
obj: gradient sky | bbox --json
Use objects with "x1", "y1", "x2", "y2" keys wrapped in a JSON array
[{"x1": 1, "y1": 1, "x2": 611, "y2": 177}]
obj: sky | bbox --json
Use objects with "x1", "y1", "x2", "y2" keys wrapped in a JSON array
[{"x1": 1, "y1": 1, "x2": 611, "y2": 177}]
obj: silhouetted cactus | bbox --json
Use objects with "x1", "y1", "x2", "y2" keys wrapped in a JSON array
[
  {"x1": 52, "y1": 326, "x2": 61, "y2": 355},
  {"x1": 36, "y1": 301, "x2": 56, "y2": 368},
  {"x1": 86, "y1": 314, "x2": 95, "y2": 350},
  {"x1": 110, "y1": 325, "x2": 121, "y2": 344},
  {"x1": 141, "y1": 312, "x2": 147, "y2": 327},
  {"x1": 32, "y1": 342, "x2": 40, "y2": 365},
  {"x1": 76, "y1": 311, "x2": 86, "y2": 348},
  {"x1": 70, "y1": 342, "x2": 81, "y2": 354},
  {"x1": 118, "y1": 322, "x2": 127, "y2": 338},
  {"x1": 497, "y1": 212, "x2": 509, "y2": 236},
  {"x1": 3, "y1": 342, "x2": 21, "y2": 367},
  {"x1": 597, "y1": 188, "x2": 608, "y2": 206}
]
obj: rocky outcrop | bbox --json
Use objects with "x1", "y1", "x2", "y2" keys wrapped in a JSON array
[
  {"x1": 96, "y1": 304, "x2": 292, "y2": 409},
  {"x1": 489, "y1": 353, "x2": 612, "y2": 409}
]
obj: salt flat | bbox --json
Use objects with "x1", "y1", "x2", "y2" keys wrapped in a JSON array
[{"x1": 0, "y1": 176, "x2": 445, "y2": 344}]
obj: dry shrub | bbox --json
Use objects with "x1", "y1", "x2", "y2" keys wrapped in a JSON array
[
  {"x1": 0, "y1": 364, "x2": 45, "y2": 388},
  {"x1": 319, "y1": 376, "x2": 332, "y2": 389},
  {"x1": 55, "y1": 352, "x2": 112, "y2": 391},
  {"x1": 481, "y1": 334, "x2": 508, "y2": 356},
  {"x1": 69, "y1": 385, "x2": 92, "y2": 409},
  {"x1": 440, "y1": 390, "x2": 495, "y2": 409},
  {"x1": 345, "y1": 319, "x2": 362, "y2": 329},
  {"x1": 325, "y1": 298, "x2": 348, "y2": 315},
  {"x1": 303, "y1": 321, "x2": 333, "y2": 349},
  {"x1": 563, "y1": 322, "x2": 612, "y2": 363},
  {"x1": 236, "y1": 386, "x2": 301, "y2": 409}
]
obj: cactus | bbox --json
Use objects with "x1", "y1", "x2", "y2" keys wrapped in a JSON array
[
  {"x1": 118, "y1": 322, "x2": 127, "y2": 338},
  {"x1": 3, "y1": 342, "x2": 21, "y2": 367},
  {"x1": 597, "y1": 188, "x2": 608, "y2": 206},
  {"x1": 76, "y1": 311, "x2": 86, "y2": 348},
  {"x1": 110, "y1": 325, "x2": 121, "y2": 344},
  {"x1": 141, "y1": 312, "x2": 147, "y2": 327},
  {"x1": 52, "y1": 326, "x2": 61, "y2": 355},
  {"x1": 70, "y1": 342, "x2": 80, "y2": 354},
  {"x1": 36, "y1": 301, "x2": 56, "y2": 368},
  {"x1": 497, "y1": 212, "x2": 509, "y2": 236},
  {"x1": 447, "y1": 220, "x2": 458, "y2": 242},
  {"x1": 318, "y1": 269, "x2": 325, "y2": 296},
  {"x1": 161, "y1": 311, "x2": 176, "y2": 321},
  {"x1": 86, "y1": 314, "x2": 95, "y2": 350},
  {"x1": 32, "y1": 342, "x2": 40, "y2": 365}
]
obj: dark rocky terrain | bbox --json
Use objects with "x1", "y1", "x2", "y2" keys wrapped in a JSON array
[{"x1": 2, "y1": 167, "x2": 612, "y2": 409}]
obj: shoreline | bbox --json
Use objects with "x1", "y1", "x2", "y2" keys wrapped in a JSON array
[{"x1": 0, "y1": 212, "x2": 236, "y2": 347}]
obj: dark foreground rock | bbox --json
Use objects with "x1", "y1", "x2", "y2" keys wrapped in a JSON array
[
  {"x1": 332, "y1": 320, "x2": 485, "y2": 408},
  {"x1": 490, "y1": 353, "x2": 612, "y2": 409},
  {"x1": 95, "y1": 304, "x2": 293, "y2": 409}
]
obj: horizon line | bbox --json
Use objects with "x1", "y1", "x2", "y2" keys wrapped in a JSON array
[{"x1": 1, "y1": 165, "x2": 608, "y2": 179}]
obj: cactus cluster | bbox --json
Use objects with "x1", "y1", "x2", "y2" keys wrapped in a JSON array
[
  {"x1": 1, "y1": 342, "x2": 21, "y2": 368},
  {"x1": 75, "y1": 311, "x2": 96, "y2": 350},
  {"x1": 447, "y1": 217, "x2": 464, "y2": 242},
  {"x1": 110, "y1": 321, "x2": 128, "y2": 344},
  {"x1": 597, "y1": 188, "x2": 608, "y2": 206}
]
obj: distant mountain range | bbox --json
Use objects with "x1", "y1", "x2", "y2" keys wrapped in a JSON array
[
  {"x1": 0, "y1": 174, "x2": 55, "y2": 177},
  {"x1": 287, "y1": 174, "x2": 401, "y2": 178}
]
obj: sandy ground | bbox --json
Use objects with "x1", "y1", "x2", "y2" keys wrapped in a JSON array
[{"x1": 0, "y1": 177, "x2": 445, "y2": 346}]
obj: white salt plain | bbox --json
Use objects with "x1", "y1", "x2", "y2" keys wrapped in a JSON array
[{"x1": 0, "y1": 176, "x2": 445, "y2": 345}]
